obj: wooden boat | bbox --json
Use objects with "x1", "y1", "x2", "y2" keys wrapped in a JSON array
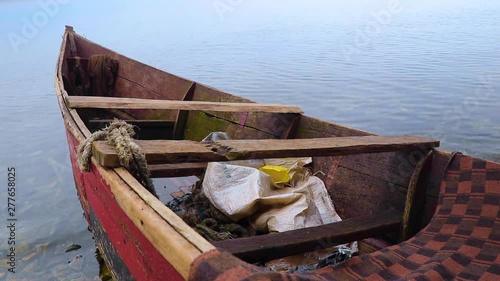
[{"x1": 55, "y1": 26, "x2": 499, "y2": 281}]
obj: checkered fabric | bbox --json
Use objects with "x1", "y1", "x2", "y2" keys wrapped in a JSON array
[{"x1": 189, "y1": 154, "x2": 500, "y2": 281}]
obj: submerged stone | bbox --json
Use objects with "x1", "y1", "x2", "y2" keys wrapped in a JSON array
[{"x1": 65, "y1": 244, "x2": 82, "y2": 252}]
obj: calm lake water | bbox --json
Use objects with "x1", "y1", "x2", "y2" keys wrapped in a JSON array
[{"x1": 1, "y1": 0, "x2": 499, "y2": 279}]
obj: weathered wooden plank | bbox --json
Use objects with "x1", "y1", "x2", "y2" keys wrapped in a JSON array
[
  {"x1": 66, "y1": 96, "x2": 304, "y2": 114},
  {"x1": 149, "y1": 163, "x2": 207, "y2": 178},
  {"x1": 215, "y1": 136, "x2": 438, "y2": 160},
  {"x1": 92, "y1": 135, "x2": 439, "y2": 167},
  {"x1": 213, "y1": 209, "x2": 402, "y2": 263},
  {"x1": 93, "y1": 140, "x2": 226, "y2": 167}
]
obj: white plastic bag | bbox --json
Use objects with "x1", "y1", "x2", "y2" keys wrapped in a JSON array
[{"x1": 202, "y1": 161, "x2": 343, "y2": 233}]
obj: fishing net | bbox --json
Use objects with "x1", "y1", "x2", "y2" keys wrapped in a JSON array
[
  {"x1": 167, "y1": 182, "x2": 254, "y2": 241},
  {"x1": 87, "y1": 54, "x2": 118, "y2": 97}
]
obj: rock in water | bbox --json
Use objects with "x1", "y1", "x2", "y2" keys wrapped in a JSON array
[{"x1": 65, "y1": 244, "x2": 82, "y2": 252}]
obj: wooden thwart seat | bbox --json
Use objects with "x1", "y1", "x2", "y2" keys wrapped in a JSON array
[
  {"x1": 92, "y1": 135, "x2": 439, "y2": 167},
  {"x1": 65, "y1": 96, "x2": 304, "y2": 114},
  {"x1": 213, "y1": 209, "x2": 402, "y2": 263}
]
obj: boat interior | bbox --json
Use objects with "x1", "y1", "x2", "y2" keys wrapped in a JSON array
[{"x1": 59, "y1": 26, "x2": 450, "y2": 266}]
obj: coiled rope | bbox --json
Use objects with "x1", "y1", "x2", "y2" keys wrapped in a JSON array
[{"x1": 77, "y1": 119, "x2": 158, "y2": 198}]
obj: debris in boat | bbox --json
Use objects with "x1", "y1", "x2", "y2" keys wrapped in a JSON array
[
  {"x1": 201, "y1": 131, "x2": 230, "y2": 142},
  {"x1": 265, "y1": 245, "x2": 353, "y2": 273},
  {"x1": 166, "y1": 183, "x2": 252, "y2": 241},
  {"x1": 166, "y1": 192, "x2": 192, "y2": 215},
  {"x1": 77, "y1": 119, "x2": 158, "y2": 197},
  {"x1": 314, "y1": 246, "x2": 353, "y2": 268},
  {"x1": 168, "y1": 132, "x2": 357, "y2": 256},
  {"x1": 65, "y1": 244, "x2": 82, "y2": 252},
  {"x1": 203, "y1": 158, "x2": 345, "y2": 233},
  {"x1": 258, "y1": 165, "x2": 291, "y2": 184}
]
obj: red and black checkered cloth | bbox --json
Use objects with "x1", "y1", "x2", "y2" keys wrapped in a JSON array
[{"x1": 189, "y1": 154, "x2": 500, "y2": 280}]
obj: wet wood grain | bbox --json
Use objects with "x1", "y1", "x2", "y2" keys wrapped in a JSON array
[
  {"x1": 213, "y1": 209, "x2": 402, "y2": 263},
  {"x1": 92, "y1": 135, "x2": 439, "y2": 167},
  {"x1": 66, "y1": 96, "x2": 304, "y2": 114}
]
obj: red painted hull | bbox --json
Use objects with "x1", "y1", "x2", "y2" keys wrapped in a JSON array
[{"x1": 65, "y1": 129, "x2": 184, "y2": 281}]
